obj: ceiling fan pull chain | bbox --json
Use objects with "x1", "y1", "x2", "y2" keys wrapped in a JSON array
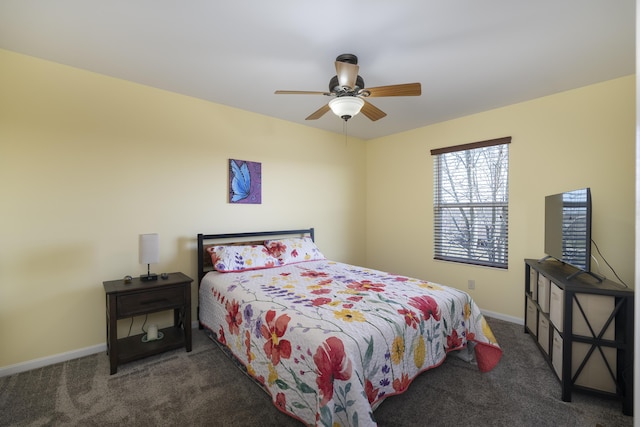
[{"x1": 343, "y1": 119, "x2": 348, "y2": 145}]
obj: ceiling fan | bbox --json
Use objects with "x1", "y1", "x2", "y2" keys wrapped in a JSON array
[{"x1": 275, "y1": 54, "x2": 421, "y2": 122}]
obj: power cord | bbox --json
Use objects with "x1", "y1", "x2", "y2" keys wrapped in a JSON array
[
  {"x1": 591, "y1": 239, "x2": 628, "y2": 288},
  {"x1": 140, "y1": 315, "x2": 148, "y2": 334},
  {"x1": 126, "y1": 315, "x2": 149, "y2": 337}
]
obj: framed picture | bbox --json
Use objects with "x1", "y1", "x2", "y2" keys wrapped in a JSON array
[{"x1": 229, "y1": 159, "x2": 262, "y2": 204}]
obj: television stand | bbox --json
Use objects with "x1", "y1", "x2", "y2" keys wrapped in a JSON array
[
  {"x1": 566, "y1": 268, "x2": 603, "y2": 282},
  {"x1": 524, "y1": 258, "x2": 633, "y2": 415},
  {"x1": 537, "y1": 256, "x2": 602, "y2": 282}
]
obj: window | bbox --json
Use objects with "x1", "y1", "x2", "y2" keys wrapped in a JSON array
[{"x1": 431, "y1": 137, "x2": 510, "y2": 268}]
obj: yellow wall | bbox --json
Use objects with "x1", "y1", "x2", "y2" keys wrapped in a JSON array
[
  {"x1": 366, "y1": 75, "x2": 635, "y2": 319},
  {"x1": 1, "y1": 48, "x2": 635, "y2": 369},
  {"x1": 0, "y1": 50, "x2": 367, "y2": 367}
]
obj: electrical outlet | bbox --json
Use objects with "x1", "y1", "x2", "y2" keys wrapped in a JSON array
[{"x1": 468, "y1": 279, "x2": 475, "y2": 290}]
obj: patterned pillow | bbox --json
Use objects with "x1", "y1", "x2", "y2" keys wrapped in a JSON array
[
  {"x1": 207, "y1": 245, "x2": 283, "y2": 272},
  {"x1": 264, "y1": 237, "x2": 325, "y2": 265}
]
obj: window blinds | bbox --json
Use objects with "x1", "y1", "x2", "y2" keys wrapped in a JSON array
[{"x1": 432, "y1": 137, "x2": 510, "y2": 268}]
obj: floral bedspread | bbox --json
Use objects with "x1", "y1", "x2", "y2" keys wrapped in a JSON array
[{"x1": 199, "y1": 260, "x2": 502, "y2": 426}]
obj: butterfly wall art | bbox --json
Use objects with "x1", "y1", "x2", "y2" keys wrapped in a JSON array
[{"x1": 229, "y1": 159, "x2": 262, "y2": 204}]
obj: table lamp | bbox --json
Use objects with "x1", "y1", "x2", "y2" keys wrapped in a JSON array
[{"x1": 139, "y1": 233, "x2": 159, "y2": 281}]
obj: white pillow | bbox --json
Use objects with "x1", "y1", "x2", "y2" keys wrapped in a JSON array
[
  {"x1": 207, "y1": 245, "x2": 283, "y2": 272},
  {"x1": 264, "y1": 237, "x2": 325, "y2": 265}
]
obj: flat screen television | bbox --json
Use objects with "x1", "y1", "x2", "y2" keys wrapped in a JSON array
[{"x1": 544, "y1": 188, "x2": 592, "y2": 277}]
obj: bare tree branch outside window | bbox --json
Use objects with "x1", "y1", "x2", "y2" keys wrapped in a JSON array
[{"x1": 432, "y1": 139, "x2": 509, "y2": 268}]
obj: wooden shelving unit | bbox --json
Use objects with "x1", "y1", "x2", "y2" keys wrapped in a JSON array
[{"x1": 524, "y1": 258, "x2": 633, "y2": 416}]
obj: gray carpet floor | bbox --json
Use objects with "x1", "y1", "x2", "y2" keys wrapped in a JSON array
[{"x1": 0, "y1": 318, "x2": 632, "y2": 426}]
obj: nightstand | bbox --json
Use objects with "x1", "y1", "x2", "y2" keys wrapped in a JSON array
[{"x1": 103, "y1": 272, "x2": 193, "y2": 374}]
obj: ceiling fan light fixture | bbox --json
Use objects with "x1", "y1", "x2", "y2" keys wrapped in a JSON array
[{"x1": 329, "y1": 96, "x2": 365, "y2": 121}]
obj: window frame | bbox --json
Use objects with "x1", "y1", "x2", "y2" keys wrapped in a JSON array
[{"x1": 431, "y1": 137, "x2": 511, "y2": 269}]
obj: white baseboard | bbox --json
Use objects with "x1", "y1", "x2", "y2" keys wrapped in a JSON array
[
  {"x1": 482, "y1": 309, "x2": 523, "y2": 325},
  {"x1": 0, "y1": 343, "x2": 107, "y2": 378},
  {"x1": 1, "y1": 323, "x2": 202, "y2": 378},
  {"x1": 1, "y1": 317, "x2": 514, "y2": 378}
]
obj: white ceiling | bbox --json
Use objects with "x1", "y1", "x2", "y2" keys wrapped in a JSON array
[{"x1": 0, "y1": 1, "x2": 635, "y2": 140}]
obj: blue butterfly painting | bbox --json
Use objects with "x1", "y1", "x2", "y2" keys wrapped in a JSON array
[{"x1": 229, "y1": 159, "x2": 261, "y2": 204}]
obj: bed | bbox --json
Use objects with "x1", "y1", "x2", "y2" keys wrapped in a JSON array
[{"x1": 197, "y1": 228, "x2": 502, "y2": 426}]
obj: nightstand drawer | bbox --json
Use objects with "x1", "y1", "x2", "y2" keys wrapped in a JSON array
[{"x1": 117, "y1": 287, "x2": 184, "y2": 317}]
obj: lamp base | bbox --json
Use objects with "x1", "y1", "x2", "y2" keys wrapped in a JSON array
[
  {"x1": 140, "y1": 273, "x2": 158, "y2": 282},
  {"x1": 141, "y1": 331, "x2": 164, "y2": 343}
]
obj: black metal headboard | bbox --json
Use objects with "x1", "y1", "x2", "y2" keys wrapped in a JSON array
[{"x1": 196, "y1": 227, "x2": 315, "y2": 285}]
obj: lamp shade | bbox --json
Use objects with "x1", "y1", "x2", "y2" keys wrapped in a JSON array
[
  {"x1": 139, "y1": 233, "x2": 159, "y2": 264},
  {"x1": 329, "y1": 96, "x2": 364, "y2": 121}
]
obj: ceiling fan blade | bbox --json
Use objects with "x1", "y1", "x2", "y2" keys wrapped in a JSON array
[
  {"x1": 275, "y1": 90, "x2": 329, "y2": 95},
  {"x1": 335, "y1": 61, "x2": 359, "y2": 89},
  {"x1": 360, "y1": 100, "x2": 387, "y2": 121},
  {"x1": 305, "y1": 104, "x2": 331, "y2": 120},
  {"x1": 365, "y1": 82, "x2": 422, "y2": 97}
]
